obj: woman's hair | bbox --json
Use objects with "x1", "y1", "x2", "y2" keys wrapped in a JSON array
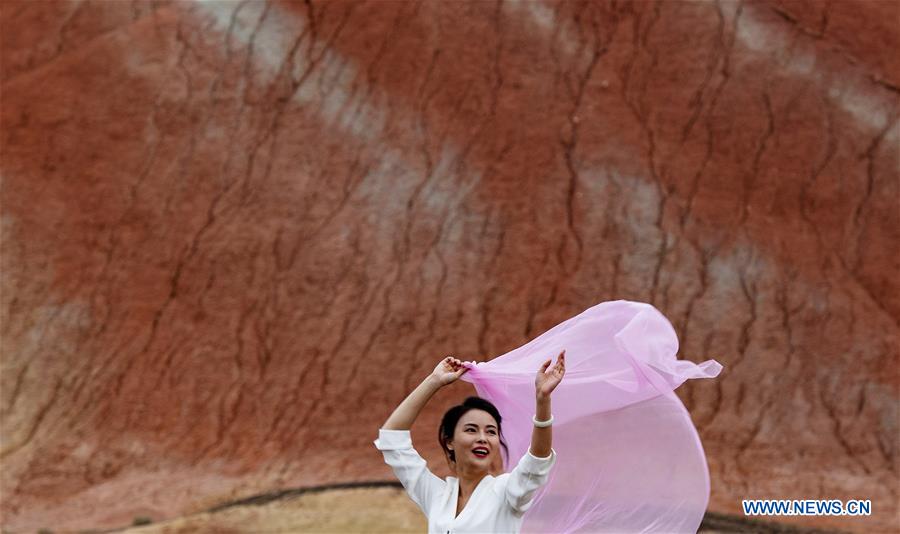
[{"x1": 438, "y1": 396, "x2": 510, "y2": 472}]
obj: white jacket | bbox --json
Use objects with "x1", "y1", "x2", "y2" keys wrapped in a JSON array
[{"x1": 374, "y1": 428, "x2": 557, "y2": 534}]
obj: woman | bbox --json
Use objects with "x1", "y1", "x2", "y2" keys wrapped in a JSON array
[
  {"x1": 376, "y1": 300, "x2": 722, "y2": 533},
  {"x1": 374, "y1": 351, "x2": 566, "y2": 534}
]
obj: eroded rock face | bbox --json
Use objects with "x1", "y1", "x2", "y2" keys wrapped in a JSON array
[{"x1": 1, "y1": 0, "x2": 896, "y2": 531}]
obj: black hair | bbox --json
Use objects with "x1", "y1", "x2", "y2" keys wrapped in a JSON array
[{"x1": 438, "y1": 396, "x2": 510, "y2": 472}]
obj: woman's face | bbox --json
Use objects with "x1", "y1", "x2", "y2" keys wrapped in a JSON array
[{"x1": 448, "y1": 409, "x2": 501, "y2": 474}]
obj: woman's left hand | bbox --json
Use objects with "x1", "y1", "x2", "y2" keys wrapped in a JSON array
[{"x1": 535, "y1": 350, "x2": 565, "y2": 398}]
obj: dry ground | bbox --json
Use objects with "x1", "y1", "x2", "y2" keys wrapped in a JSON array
[{"x1": 116, "y1": 487, "x2": 843, "y2": 534}]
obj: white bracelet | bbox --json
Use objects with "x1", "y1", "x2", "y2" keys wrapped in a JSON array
[{"x1": 532, "y1": 414, "x2": 554, "y2": 427}]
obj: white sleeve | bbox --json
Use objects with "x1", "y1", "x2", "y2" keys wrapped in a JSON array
[
  {"x1": 504, "y1": 447, "x2": 557, "y2": 514},
  {"x1": 374, "y1": 428, "x2": 446, "y2": 516}
]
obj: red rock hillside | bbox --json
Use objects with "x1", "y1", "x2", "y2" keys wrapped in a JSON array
[{"x1": 1, "y1": 0, "x2": 897, "y2": 532}]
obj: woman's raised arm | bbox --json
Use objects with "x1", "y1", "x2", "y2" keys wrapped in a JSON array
[
  {"x1": 530, "y1": 350, "x2": 565, "y2": 457},
  {"x1": 382, "y1": 356, "x2": 469, "y2": 430}
]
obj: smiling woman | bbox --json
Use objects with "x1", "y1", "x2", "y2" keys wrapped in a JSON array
[
  {"x1": 375, "y1": 301, "x2": 721, "y2": 533},
  {"x1": 437, "y1": 397, "x2": 509, "y2": 476},
  {"x1": 375, "y1": 355, "x2": 563, "y2": 534}
]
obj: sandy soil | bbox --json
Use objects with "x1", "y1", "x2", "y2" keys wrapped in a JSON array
[
  {"x1": 117, "y1": 487, "x2": 840, "y2": 534},
  {"x1": 123, "y1": 487, "x2": 426, "y2": 533}
]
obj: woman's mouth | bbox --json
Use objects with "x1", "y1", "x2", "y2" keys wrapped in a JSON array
[{"x1": 472, "y1": 447, "x2": 489, "y2": 458}]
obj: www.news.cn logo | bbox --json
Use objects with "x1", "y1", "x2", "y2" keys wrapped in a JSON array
[{"x1": 742, "y1": 499, "x2": 871, "y2": 516}]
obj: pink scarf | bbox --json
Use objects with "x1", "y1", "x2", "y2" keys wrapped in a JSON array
[{"x1": 460, "y1": 300, "x2": 722, "y2": 533}]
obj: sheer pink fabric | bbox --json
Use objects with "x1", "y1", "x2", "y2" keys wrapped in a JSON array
[{"x1": 459, "y1": 300, "x2": 722, "y2": 533}]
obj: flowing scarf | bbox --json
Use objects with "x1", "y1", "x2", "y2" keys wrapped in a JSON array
[{"x1": 460, "y1": 300, "x2": 723, "y2": 533}]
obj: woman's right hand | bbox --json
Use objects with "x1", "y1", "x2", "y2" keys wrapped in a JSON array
[{"x1": 431, "y1": 356, "x2": 469, "y2": 386}]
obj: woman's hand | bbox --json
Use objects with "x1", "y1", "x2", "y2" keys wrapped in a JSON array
[
  {"x1": 430, "y1": 356, "x2": 469, "y2": 387},
  {"x1": 535, "y1": 350, "x2": 565, "y2": 398}
]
